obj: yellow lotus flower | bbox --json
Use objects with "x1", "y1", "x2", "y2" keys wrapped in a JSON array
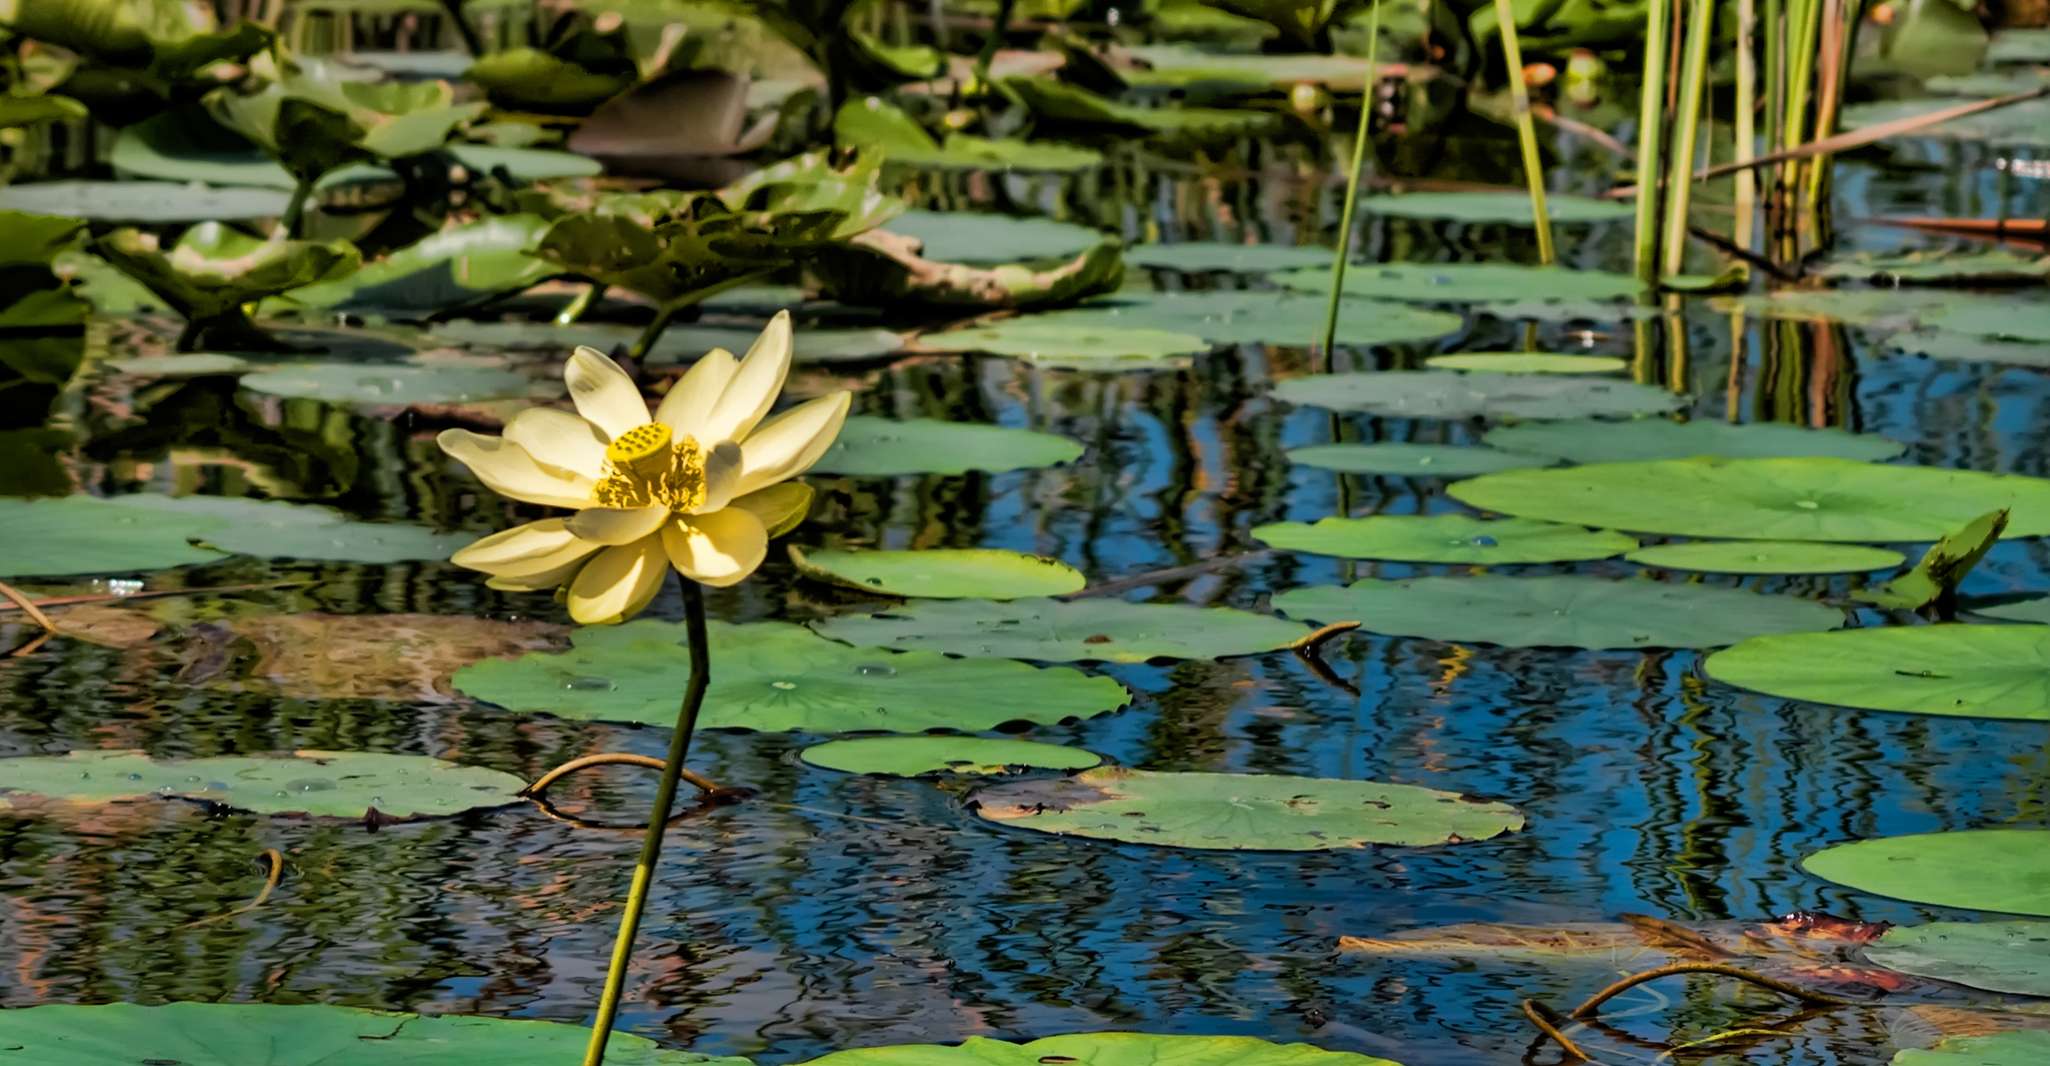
[{"x1": 437, "y1": 311, "x2": 848, "y2": 623}]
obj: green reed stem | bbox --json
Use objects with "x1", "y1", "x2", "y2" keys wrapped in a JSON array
[
  {"x1": 1631, "y1": 0, "x2": 1673, "y2": 285},
  {"x1": 1316, "y1": 0, "x2": 1383, "y2": 364},
  {"x1": 1779, "y1": 0, "x2": 1823, "y2": 202},
  {"x1": 1490, "y1": 0, "x2": 1554, "y2": 264},
  {"x1": 1800, "y1": 0, "x2": 1856, "y2": 218},
  {"x1": 582, "y1": 580, "x2": 711, "y2": 1066},
  {"x1": 1734, "y1": 0, "x2": 1758, "y2": 257},
  {"x1": 1660, "y1": 0, "x2": 1713, "y2": 278}
]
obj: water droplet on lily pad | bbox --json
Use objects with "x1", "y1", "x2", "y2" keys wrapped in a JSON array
[
  {"x1": 771, "y1": 680, "x2": 797, "y2": 691},
  {"x1": 563, "y1": 676, "x2": 614, "y2": 691},
  {"x1": 854, "y1": 664, "x2": 896, "y2": 677}
]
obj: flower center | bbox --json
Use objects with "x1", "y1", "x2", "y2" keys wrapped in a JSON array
[{"x1": 594, "y1": 422, "x2": 707, "y2": 512}]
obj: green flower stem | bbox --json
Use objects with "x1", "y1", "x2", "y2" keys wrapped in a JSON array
[
  {"x1": 1631, "y1": 0, "x2": 1673, "y2": 285},
  {"x1": 556, "y1": 284, "x2": 606, "y2": 327},
  {"x1": 1660, "y1": 0, "x2": 1714, "y2": 279},
  {"x1": 581, "y1": 580, "x2": 711, "y2": 1066},
  {"x1": 1491, "y1": 0, "x2": 1554, "y2": 265},
  {"x1": 628, "y1": 304, "x2": 682, "y2": 363},
  {"x1": 281, "y1": 181, "x2": 316, "y2": 238},
  {"x1": 1316, "y1": 0, "x2": 1383, "y2": 363}
]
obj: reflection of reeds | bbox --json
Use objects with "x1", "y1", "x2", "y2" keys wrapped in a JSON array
[{"x1": 1491, "y1": 0, "x2": 1555, "y2": 264}]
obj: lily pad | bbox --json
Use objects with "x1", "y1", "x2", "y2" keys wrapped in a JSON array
[
  {"x1": 1449, "y1": 458, "x2": 2050, "y2": 541},
  {"x1": 1029, "y1": 290, "x2": 1463, "y2": 348},
  {"x1": 811, "y1": 598, "x2": 1310, "y2": 663},
  {"x1": 1887, "y1": 332, "x2": 2050, "y2": 368},
  {"x1": 1361, "y1": 190, "x2": 1634, "y2": 224},
  {"x1": 1272, "y1": 371, "x2": 1683, "y2": 420},
  {"x1": 919, "y1": 319, "x2": 1211, "y2": 368},
  {"x1": 790, "y1": 546, "x2": 1086, "y2": 599},
  {"x1": 1482, "y1": 419, "x2": 1906, "y2": 463},
  {"x1": 0, "y1": 749, "x2": 525, "y2": 820},
  {"x1": 970, "y1": 768, "x2": 1523, "y2": 851},
  {"x1": 105, "y1": 353, "x2": 253, "y2": 377},
  {"x1": 1124, "y1": 242, "x2": 1335, "y2": 274},
  {"x1": 239, "y1": 362, "x2": 534, "y2": 405},
  {"x1": 1626, "y1": 541, "x2": 1906, "y2": 574},
  {"x1": 1804, "y1": 830, "x2": 2050, "y2": 916},
  {"x1": 1975, "y1": 598, "x2": 2050, "y2": 624},
  {"x1": 105, "y1": 494, "x2": 470, "y2": 563},
  {"x1": 800, "y1": 736, "x2": 1101, "y2": 777},
  {"x1": 803, "y1": 1034, "x2": 1399, "y2": 1066},
  {"x1": 0, "y1": 1002, "x2": 745, "y2": 1064},
  {"x1": 0, "y1": 180, "x2": 294, "y2": 223},
  {"x1": 453, "y1": 619, "x2": 1130, "y2": 732},
  {"x1": 1287, "y1": 443, "x2": 1551, "y2": 477},
  {"x1": 0, "y1": 495, "x2": 228, "y2": 577},
  {"x1": 1867, "y1": 922, "x2": 2050, "y2": 997},
  {"x1": 884, "y1": 209, "x2": 1107, "y2": 265},
  {"x1": 1815, "y1": 248, "x2": 2050, "y2": 285},
  {"x1": 431, "y1": 321, "x2": 907, "y2": 365},
  {"x1": 1704, "y1": 625, "x2": 2050, "y2": 720},
  {"x1": 1897, "y1": 1032, "x2": 2050, "y2": 1066},
  {"x1": 1423, "y1": 352, "x2": 1627, "y2": 374},
  {"x1": 811, "y1": 416, "x2": 1084, "y2": 476},
  {"x1": 1277, "y1": 262, "x2": 1644, "y2": 304},
  {"x1": 1273, "y1": 575, "x2": 1842, "y2": 650},
  {"x1": 279, "y1": 213, "x2": 556, "y2": 314},
  {"x1": 1841, "y1": 96, "x2": 2050, "y2": 148},
  {"x1": 1253, "y1": 515, "x2": 1636, "y2": 564}
]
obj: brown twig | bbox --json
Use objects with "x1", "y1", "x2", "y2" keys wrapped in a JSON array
[
  {"x1": 181, "y1": 848, "x2": 284, "y2": 929},
  {"x1": 1569, "y1": 962, "x2": 1853, "y2": 1020},
  {"x1": 1061, "y1": 551, "x2": 1273, "y2": 600},
  {"x1": 1289, "y1": 620, "x2": 1361, "y2": 654},
  {"x1": 0, "y1": 580, "x2": 57, "y2": 632},
  {"x1": 523, "y1": 752, "x2": 723, "y2": 800},
  {"x1": 1522, "y1": 998, "x2": 1591, "y2": 1061}
]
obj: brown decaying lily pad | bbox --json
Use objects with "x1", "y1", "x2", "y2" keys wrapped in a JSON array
[{"x1": 175, "y1": 613, "x2": 567, "y2": 702}]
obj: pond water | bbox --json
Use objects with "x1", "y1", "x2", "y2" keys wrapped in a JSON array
[{"x1": 4, "y1": 138, "x2": 2050, "y2": 1066}]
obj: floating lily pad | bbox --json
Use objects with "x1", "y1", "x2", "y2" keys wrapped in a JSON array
[
  {"x1": 279, "y1": 213, "x2": 556, "y2": 314},
  {"x1": 453, "y1": 620, "x2": 1130, "y2": 732},
  {"x1": 1253, "y1": 515, "x2": 1636, "y2": 564},
  {"x1": 105, "y1": 353, "x2": 253, "y2": 377},
  {"x1": 1482, "y1": 419, "x2": 1906, "y2": 463},
  {"x1": 1975, "y1": 597, "x2": 2050, "y2": 623},
  {"x1": 790, "y1": 546, "x2": 1085, "y2": 599},
  {"x1": 1626, "y1": 541, "x2": 1906, "y2": 574},
  {"x1": 1897, "y1": 1032, "x2": 2050, "y2": 1066},
  {"x1": 1277, "y1": 262, "x2": 1643, "y2": 304},
  {"x1": 1990, "y1": 28, "x2": 2050, "y2": 64},
  {"x1": 1867, "y1": 922, "x2": 2050, "y2": 997},
  {"x1": 811, "y1": 598, "x2": 1310, "y2": 663},
  {"x1": 239, "y1": 363, "x2": 534, "y2": 405},
  {"x1": 1274, "y1": 575, "x2": 1841, "y2": 650},
  {"x1": 1124, "y1": 242, "x2": 1335, "y2": 274},
  {"x1": 1804, "y1": 830, "x2": 2050, "y2": 916},
  {"x1": 970, "y1": 767, "x2": 1523, "y2": 851},
  {"x1": 811, "y1": 416, "x2": 1084, "y2": 476},
  {"x1": 1886, "y1": 331, "x2": 2050, "y2": 368},
  {"x1": 803, "y1": 1034, "x2": 1400, "y2": 1066},
  {"x1": 1122, "y1": 44, "x2": 1385, "y2": 89},
  {"x1": 1704, "y1": 625, "x2": 2050, "y2": 720},
  {"x1": 1287, "y1": 443, "x2": 1551, "y2": 477},
  {"x1": 1841, "y1": 96, "x2": 2050, "y2": 148},
  {"x1": 920, "y1": 319, "x2": 1211, "y2": 368},
  {"x1": 0, "y1": 180, "x2": 294, "y2": 223},
  {"x1": 1361, "y1": 190, "x2": 1634, "y2": 224},
  {"x1": 1423, "y1": 352, "x2": 1627, "y2": 374},
  {"x1": 0, "y1": 749, "x2": 525, "y2": 820},
  {"x1": 430, "y1": 320, "x2": 907, "y2": 365},
  {"x1": 801, "y1": 736, "x2": 1101, "y2": 777},
  {"x1": 1815, "y1": 248, "x2": 2050, "y2": 285},
  {"x1": 1010, "y1": 290, "x2": 1463, "y2": 348},
  {"x1": 1272, "y1": 371, "x2": 1682, "y2": 420},
  {"x1": 105, "y1": 494, "x2": 470, "y2": 564},
  {"x1": 884, "y1": 209, "x2": 1107, "y2": 265},
  {"x1": 0, "y1": 1002, "x2": 746, "y2": 1064},
  {"x1": 1450, "y1": 458, "x2": 2050, "y2": 541},
  {"x1": 0, "y1": 495, "x2": 228, "y2": 577}
]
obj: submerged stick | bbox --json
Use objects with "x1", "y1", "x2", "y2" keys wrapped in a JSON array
[
  {"x1": 1521, "y1": 999, "x2": 1591, "y2": 1061},
  {"x1": 1570, "y1": 962, "x2": 1853, "y2": 1020},
  {"x1": 524, "y1": 752, "x2": 723, "y2": 801},
  {"x1": 1316, "y1": 0, "x2": 1384, "y2": 361},
  {"x1": 1491, "y1": 0, "x2": 1555, "y2": 263},
  {"x1": 182, "y1": 848, "x2": 285, "y2": 929}
]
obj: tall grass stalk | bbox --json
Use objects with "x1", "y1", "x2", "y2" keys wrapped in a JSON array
[
  {"x1": 1316, "y1": 0, "x2": 1383, "y2": 362},
  {"x1": 1777, "y1": 0, "x2": 1824, "y2": 258},
  {"x1": 1490, "y1": 0, "x2": 1555, "y2": 263},
  {"x1": 1630, "y1": 0, "x2": 1673, "y2": 284},
  {"x1": 1763, "y1": 0, "x2": 1786, "y2": 245},
  {"x1": 1801, "y1": 0, "x2": 1851, "y2": 217},
  {"x1": 1659, "y1": 0, "x2": 1714, "y2": 278},
  {"x1": 1734, "y1": 0, "x2": 1758, "y2": 256}
]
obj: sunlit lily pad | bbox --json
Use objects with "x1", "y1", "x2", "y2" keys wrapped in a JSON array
[
  {"x1": 1277, "y1": 262, "x2": 1643, "y2": 304},
  {"x1": 1705, "y1": 625, "x2": 2050, "y2": 720},
  {"x1": 801, "y1": 736, "x2": 1101, "y2": 777},
  {"x1": 1805, "y1": 830, "x2": 2050, "y2": 916},
  {"x1": 811, "y1": 598, "x2": 1310, "y2": 663},
  {"x1": 279, "y1": 213, "x2": 556, "y2": 314},
  {"x1": 105, "y1": 353, "x2": 254, "y2": 377},
  {"x1": 1272, "y1": 371, "x2": 1682, "y2": 420},
  {"x1": 239, "y1": 362, "x2": 534, "y2": 405},
  {"x1": 1423, "y1": 352, "x2": 1627, "y2": 374},
  {"x1": 1897, "y1": 1032, "x2": 2050, "y2": 1066},
  {"x1": 0, "y1": 1002, "x2": 746, "y2": 1064},
  {"x1": 1974, "y1": 597, "x2": 2050, "y2": 623},
  {"x1": 1361, "y1": 190, "x2": 1634, "y2": 224},
  {"x1": 812, "y1": 416, "x2": 1084, "y2": 476},
  {"x1": 1274, "y1": 575, "x2": 1841, "y2": 649},
  {"x1": 1450, "y1": 458, "x2": 2050, "y2": 541},
  {"x1": 1815, "y1": 248, "x2": 2050, "y2": 285},
  {"x1": 1886, "y1": 332, "x2": 2050, "y2": 368},
  {"x1": 1287, "y1": 443, "x2": 1551, "y2": 477},
  {"x1": 790, "y1": 546, "x2": 1085, "y2": 599},
  {"x1": 430, "y1": 320, "x2": 907, "y2": 365},
  {"x1": 1482, "y1": 419, "x2": 1905, "y2": 463},
  {"x1": 453, "y1": 620, "x2": 1130, "y2": 732},
  {"x1": 1867, "y1": 922, "x2": 2050, "y2": 997},
  {"x1": 105, "y1": 494, "x2": 470, "y2": 563},
  {"x1": 919, "y1": 319, "x2": 1211, "y2": 368},
  {"x1": 1124, "y1": 242, "x2": 1335, "y2": 274},
  {"x1": 0, "y1": 495, "x2": 228, "y2": 577},
  {"x1": 0, "y1": 749, "x2": 525, "y2": 820},
  {"x1": 1008, "y1": 290, "x2": 1463, "y2": 348},
  {"x1": 0, "y1": 180, "x2": 294, "y2": 223},
  {"x1": 884, "y1": 209, "x2": 1107, "y2": 264},
  {"x1": 1253, "y1": 515, "x2": 1635, "y2": 564},
  {"x1": 803, "y1": 1033, "x2": 1400, "y2": 1066},
  {"x1": 1626, "y1": 541, "x2": 1906, "y2": 574},
  {"x1": 1841, "y1": 97, "x2": 2050, "y2": 147},
  {"x1": 970, "y1": 767, "x2": 1523, "y2": 851}
]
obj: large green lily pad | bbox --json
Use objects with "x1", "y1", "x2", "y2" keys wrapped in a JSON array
[
  {"x1": 1024, "y1": 291, "x2": 1462, "y2": 349},
  {"x1": 453, "y1": 620, "x2": 1130, "y2": 732},
  {"x1": 802, "y1": 1033, "x2": 1400, "y2": 1066},
  {"x1": 1804, "y1": 830, "x2": 2050, "y2": 916},
  {"x1": 811, "y1": 598, "x2": 1311, "y2": 663},
  {"x1": 279, "y1": 213, "x2": 556, "y2": 314},
  {"x1": 1815, "y1": 249, "x2": 2050, "y2": 285},
  {"x1": 1975, "y1": 597, "x2": 2050, "y2": 623},
  {"x1": 1124, "y1": 242, "x2": 1335, "y2": 274},
  {"x1": 1361, "y1": 190, "x2": 1634, "y2": 224},
  {"x1": 1272, "y1": 371, "x2": 1683, "y2": 420},
  {"x1": 1626, "y1": 540, "x2": 1906, "y2": 574},
  {"x1": 430, "y1": 320, "x2": 907, "y2": 365},
  {"x1": 1277, "y1": 262, "x2": 1643, "y2": 304},
  {"x1": 1253, "y1": 515, "x2": 1636, "y2": 564},
  {"x1": 1887, "y1": 332, "x2": 2050, "y2": 369},
  {"x1": 970, "y1": 768, "x2": 1523, "y2": 851},
  {"x1": 1867, "y1": 922, "x2": 2050, "y2": 997},
  {"x1": 811, "y1": 416, "x2": 1084, "y2": 476},
  {"x1": 0, "y1": 495, "x2": 231, "y2": 577},
  {"x1": 1482, "y1": 419, "x2": 1905, "y2": 464},
  {"x1": 0, "y1": 749, "x2": 525, "y2": 820},
  {"x1": 105, "y1": 494, "x2": 470, "y2": 563},
  {"x1": 1287, "y1": 443, "x2": 1551, "y2": 477},
  {"x1": 1841, "y1": 97, "x2": 2050, "y2": 148},
  {"x1": 1896, "y1": 1032, "x2": 2050, "y2": 1066},
  {"x1": 1274, "y1": 575, "x2": 1842, "y2": 650},
  {"x1": 790, "y1": 546, "x2": 1086, "y2": 599},
  {"x1": 1423, "y1": 352, "x2": 1627, "y2": 374},
  {"x1": 801, "y1": 736, "x2": 1101, "y2": 777},
  {"x1": 0, "y1": 180, "x2": 294, "y2": 223},
  {"x1": 239, "y1": 362, "x2": 534, "y2": 405},
  {"x1": 0, "y1": 1002, "x2": 744, "y2": 1064},
  {"x1": 1704, "y1": 626, "x2": 2050, "y2": 721},
  {"x1": 918, "y1": 319, "x2": 1211, "y2": 368},
  {"x1": 1451, "y1": 458, "x2": 2050, "y2": 541},
  {"x1": 884, "y1": 209, "x2": 1107, "y2": 265}
]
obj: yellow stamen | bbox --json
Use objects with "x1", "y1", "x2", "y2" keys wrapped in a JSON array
[{"x1": 593, "y1": 424, "x2": 707, "y2": 513}]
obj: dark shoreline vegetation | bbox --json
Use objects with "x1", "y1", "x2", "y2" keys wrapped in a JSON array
[{"x1": 2, "y1": 0, "x2": 2050, "y2": 1063}]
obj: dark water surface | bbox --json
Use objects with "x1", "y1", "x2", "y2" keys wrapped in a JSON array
[{"x1": 4, "y1": 144, "x2": 2050, "y2": 1065}]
